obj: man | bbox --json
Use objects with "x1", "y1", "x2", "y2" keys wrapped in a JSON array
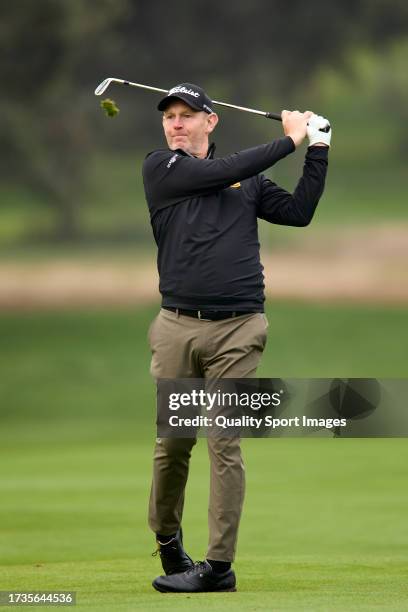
[{"x1": 142, "y1": 82, "x2": 330, "y2": 593}]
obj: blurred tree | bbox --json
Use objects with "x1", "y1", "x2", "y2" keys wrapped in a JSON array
[
  {"x1": 0, "y1": 0, "x2": 131, "y2": 240},
  {"x1": 117, "y1": 0, "x2": 408, "y2": 103}
]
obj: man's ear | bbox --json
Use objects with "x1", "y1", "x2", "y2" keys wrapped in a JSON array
[{"x1": 206, "y1": 113, "x2": 219, "y2": 134}]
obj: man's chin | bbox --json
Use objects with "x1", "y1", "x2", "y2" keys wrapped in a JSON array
[
  {"x1": 171, "y1": 142, "x2": 192, "y2": 153},
  {"x1": 173, "y1": 138, "x2": 188, "y2": 146}
]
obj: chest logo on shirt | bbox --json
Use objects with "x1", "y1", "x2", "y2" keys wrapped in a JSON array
[{"x1": 229, "y1": 182, "x2": 241, "y2": 189}]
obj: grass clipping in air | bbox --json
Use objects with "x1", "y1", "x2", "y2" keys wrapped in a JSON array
[{"x1": 101, "y1": 98, "x2": 120, "y2": 117}]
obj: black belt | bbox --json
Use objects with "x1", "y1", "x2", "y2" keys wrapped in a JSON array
[{"x1": 163, "y1": 307, "x2": 257, "y2": 321}]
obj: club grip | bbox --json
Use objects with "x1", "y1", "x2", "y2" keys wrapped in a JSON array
[
  {"x1": 266, "y1": 111, "x2": 331, "y2": 133},
  {"x1": 265, "y1": 112, "x2": 282, "y2": 122},
  {"x1": 318, "y1": 123, "x2": 331, "y2": 133}
]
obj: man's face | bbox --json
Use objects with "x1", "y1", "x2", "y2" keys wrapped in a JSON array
[{"x1": 162, "y1": 100, "x2": 218, "y2": 157}]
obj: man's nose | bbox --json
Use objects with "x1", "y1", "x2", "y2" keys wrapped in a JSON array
[{"x1": 173, "y1": 117, "x2": 184, "y2": 129}]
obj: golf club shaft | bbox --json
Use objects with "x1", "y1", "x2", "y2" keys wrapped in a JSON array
[{"x1": 95, "y1": 77, "x2": 282, "y2": 122}]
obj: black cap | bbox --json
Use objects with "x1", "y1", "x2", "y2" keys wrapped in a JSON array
[{"x1": 157, "y1": 83, "x2": 214, "y2": 114}]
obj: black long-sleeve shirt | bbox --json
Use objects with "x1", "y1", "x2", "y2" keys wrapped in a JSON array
[{"x1": 142, "y1": 136, "x2": 328, "y2": 311}]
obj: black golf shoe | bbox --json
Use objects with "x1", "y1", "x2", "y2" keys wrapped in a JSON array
[
  {"x1": 151, "y1": 527, "x2": 194, "y2": 575},
  {"x1": 152, "y1": 559, "x2": 237, "y2": 593}
]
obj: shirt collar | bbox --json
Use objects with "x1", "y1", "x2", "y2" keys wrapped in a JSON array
[
  {"x1": 170, "y1": 142, "x2": 216, "y2": 159},
  {"x1": 206, "y1": 142, "x2": 216, "y2": 158}
]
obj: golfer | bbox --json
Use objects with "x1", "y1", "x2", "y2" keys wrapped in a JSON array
[{"x1": 143, "y1": 82, "x2": 330, "y2": 593}]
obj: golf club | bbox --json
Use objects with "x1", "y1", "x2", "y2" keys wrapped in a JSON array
[{"x1": 95, "y1": 77, "x2": 331, "y2": 132}]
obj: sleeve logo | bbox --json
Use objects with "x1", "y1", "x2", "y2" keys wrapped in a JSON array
[{"x1": 167, "y1": 154, "x2": 179, "y2": 169}]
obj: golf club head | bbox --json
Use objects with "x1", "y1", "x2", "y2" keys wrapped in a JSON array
[{"x1": 95, "y1": 78, "x2": 114, "y2": 96}]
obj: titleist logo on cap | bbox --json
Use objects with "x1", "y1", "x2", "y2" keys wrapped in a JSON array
[{"x1": 168, "y1": 86, "x2": 200, "y2": 98}]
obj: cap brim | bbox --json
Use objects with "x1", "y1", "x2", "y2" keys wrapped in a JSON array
[{"x1": 157, "y1": 94, "x2": 203, "y2": 112}]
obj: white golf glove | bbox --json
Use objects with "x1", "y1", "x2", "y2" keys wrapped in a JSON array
[{"x1": 307, "y1": 114, "x2": 331, "y2": 147}]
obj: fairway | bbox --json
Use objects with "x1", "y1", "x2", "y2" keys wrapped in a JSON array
[
  {"x1": 1, "y1": 304, "x2": 408, "y2": 610},
  {"x1": 1, "y1": 427, "x2": 408, "y2": 611}
]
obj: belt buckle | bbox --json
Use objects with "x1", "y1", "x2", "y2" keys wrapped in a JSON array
[{"x1": 198, "y1": 310, "x2": 212, "y2": 321}]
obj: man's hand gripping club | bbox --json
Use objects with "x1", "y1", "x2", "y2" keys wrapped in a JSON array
[{"x1": 282, "y1": 110, "x2": 331, "y2": 148}]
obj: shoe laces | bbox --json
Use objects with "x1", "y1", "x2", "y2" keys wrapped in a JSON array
[
  {"x1": 151, "y1": 537, "x2": 176, "y2": 557},
  {"x1": 185, "y1": 560, "x2": 208, "y2": 576}
]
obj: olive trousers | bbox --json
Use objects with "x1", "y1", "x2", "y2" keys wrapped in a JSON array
[{"x1": 147, "y1": 307, "x2": 268, "y2": 561}]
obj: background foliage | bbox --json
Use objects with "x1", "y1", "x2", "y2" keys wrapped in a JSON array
[{"x1": 1, "y1": 0, "x2": 407, "y2": 242}]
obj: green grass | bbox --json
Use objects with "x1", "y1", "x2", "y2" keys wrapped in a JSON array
[
  {"x1": 1, "y1": 304, "x2": 408, "y2": 610},
  {"x1": 258, "y1": 301, "x2": 408, "y2": 378},
  {"x1": 1, "y1": 426, "x2": 408, "y2": 610},
  {"x1": 1, "y1": 302, "x2": 407, "y2": 423}
]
